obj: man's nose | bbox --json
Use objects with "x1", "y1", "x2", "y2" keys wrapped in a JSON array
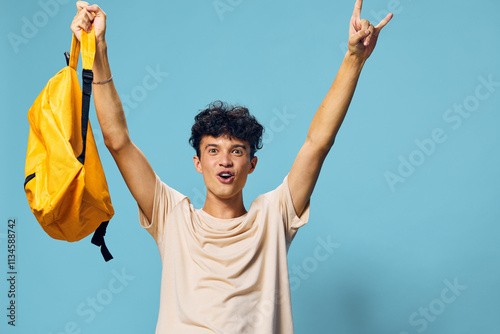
[{"x1": 218, "y1": 152, "x2": 233, "y2": 167}]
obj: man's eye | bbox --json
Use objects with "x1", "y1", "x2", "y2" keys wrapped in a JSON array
[
  {"x1": 209, "y1": 148, "x2": 217, "y2": 153},
  {"x1": 233, "y1": 149, "x2": 242, "y2": 154}
]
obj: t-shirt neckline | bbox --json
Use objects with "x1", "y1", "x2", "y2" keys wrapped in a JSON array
[{"x1": 197, "y1": 208, "x2": 248, "y2": 221}]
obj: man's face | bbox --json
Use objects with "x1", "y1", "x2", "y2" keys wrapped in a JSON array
[{"x1": 193, "y1": 135, "x2": 257, "y2": 201}]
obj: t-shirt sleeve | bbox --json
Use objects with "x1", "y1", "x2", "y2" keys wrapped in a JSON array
[
  {"x1": 138, "y1": 174, "x2": 187, "y2": 243},
  {"x1": 264, "y1": 174, "x2": 310, "y2": 243}
]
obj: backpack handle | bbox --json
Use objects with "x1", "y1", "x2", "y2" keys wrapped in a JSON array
[{"x1": 69, "y1": 28, "x2": 96, "y2": 71}]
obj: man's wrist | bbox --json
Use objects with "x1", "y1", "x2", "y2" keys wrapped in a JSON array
[
  {"x1": 96, "y1": 34, "x2": 106, "y2": 48},
  {"x1": 94, "y1": 40, "x2": 108, "y2": 65},
  {"x1": 95, "y1": 39, "x2": 107, "y2": 56},
  {"x1": 344, "y1": 51, "x2": 366, "y2": 70},
  {"x1": 92, "y1": 40, "x2": 111, "y2": 81}
]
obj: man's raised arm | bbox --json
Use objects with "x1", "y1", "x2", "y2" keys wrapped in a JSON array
[
  {"x1": 288, "y1": 0, "x2": 392, "y2": 216},
  {"x1": 71, "y1": 2, "x2": 156, "y2": 222}
]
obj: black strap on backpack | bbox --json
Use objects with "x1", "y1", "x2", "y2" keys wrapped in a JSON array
[
  {"x1": 77, "y1": 69, "x2": 92, "y2": 165},
  {"x1": 91, "y1": 221, "x2": 113, "y2": 261}
]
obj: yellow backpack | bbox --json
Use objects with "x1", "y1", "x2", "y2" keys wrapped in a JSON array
[{"x1": 24, "y1": 28, "x2": 114, "y2": 261}]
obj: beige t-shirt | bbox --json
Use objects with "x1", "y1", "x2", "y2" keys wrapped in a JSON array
[{"x1": 139, "y1": 174, "x2": 310, "y2": 333}]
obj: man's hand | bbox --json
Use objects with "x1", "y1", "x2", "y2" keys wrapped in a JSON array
[
  {"x1": 288, "y1": 0, "x2": 393, "y2": 217},
  {"x1": 70, "y1": 1, "x2": 106, "y2": 46},
  {"x1": 348, "y1": 0, "x2": 392, "y2": 60}
]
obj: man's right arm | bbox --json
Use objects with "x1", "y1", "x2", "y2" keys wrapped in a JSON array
[{"x1": 71, "y1": 2, "x2": 155, "y2": 222}]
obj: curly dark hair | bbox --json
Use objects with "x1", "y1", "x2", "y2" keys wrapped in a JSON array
[{"x1": 189, "y1": 101, "x2": 264, "y2": 158}]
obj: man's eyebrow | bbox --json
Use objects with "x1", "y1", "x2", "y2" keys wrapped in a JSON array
[
  {"x1": 205, "y1": 144, "x2": 219, "y2": 149},
  {"x1": 204, "y1": 144, "x2": 248, "y2": 150}
]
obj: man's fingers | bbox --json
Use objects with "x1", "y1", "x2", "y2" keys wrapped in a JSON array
[
  {"x1": 375, "y1": 12, "x2": 393, "y2": 32},
  {"x1": 71, "y1": 8, "x2": 93, "y2": 34},
  {"x1": 360, "y1": 19, "x2": 370, "y2": 31},
  {"x1": 356, "y1": 19, "x2": 373, "y2": 46},
  {"x1": 81, "y1": 10, "x2": 94, "y2": 32},
  {"x1": 86, "y1": 4, "x2": 100, "y2": 12},
  {"x1": 76, "y1": 2, "x2": 105, "y2": 22},
  {"x1": 76, "y1": 1, "x2": 90, "y2": 11},
  {"x1": 350, "y1": 29, "x2": 370, "y2": 47},
  {"x1": 352, "y1": 0, "x2": 363, "y2": 20},
  {"x1": 86, "y1": 4, "x2": 105, "y2": 16},
  {"x1": 364, "y1": 25, "x2": 374, "y2": 46}
]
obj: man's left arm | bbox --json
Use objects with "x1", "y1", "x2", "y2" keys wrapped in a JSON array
[{"x1": 288, "y1": 0, "x2": 393, "y2": 216}]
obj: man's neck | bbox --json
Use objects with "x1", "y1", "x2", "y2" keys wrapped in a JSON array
[{"x1": 202, "y1": 192, "x2": 247, "y2": 219}]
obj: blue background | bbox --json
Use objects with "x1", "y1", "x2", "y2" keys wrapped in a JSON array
[{"x1": 1, "y1": 0, "x2": 499, "y2": 333}]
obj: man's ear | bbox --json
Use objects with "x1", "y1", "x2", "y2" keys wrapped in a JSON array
[
  {"x1": 248, "y1": 156, "x2": 258, "y2": 174},
  {"x1": 193, "y1": 155, "x2": 203, "y2": 174}
]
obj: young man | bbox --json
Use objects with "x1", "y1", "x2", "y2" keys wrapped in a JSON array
[{"x1": 71, "y1": 1, "x2": 392, "y2": 333}]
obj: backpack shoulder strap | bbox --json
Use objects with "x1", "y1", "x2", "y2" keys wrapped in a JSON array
[{"x1": 76, "y1": 28, "x2": 95, "y2": 165}]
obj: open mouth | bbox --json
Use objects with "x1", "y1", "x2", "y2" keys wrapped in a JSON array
[{"x1": 217, "y1": 171, "x2": 234, "y2": 183}]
